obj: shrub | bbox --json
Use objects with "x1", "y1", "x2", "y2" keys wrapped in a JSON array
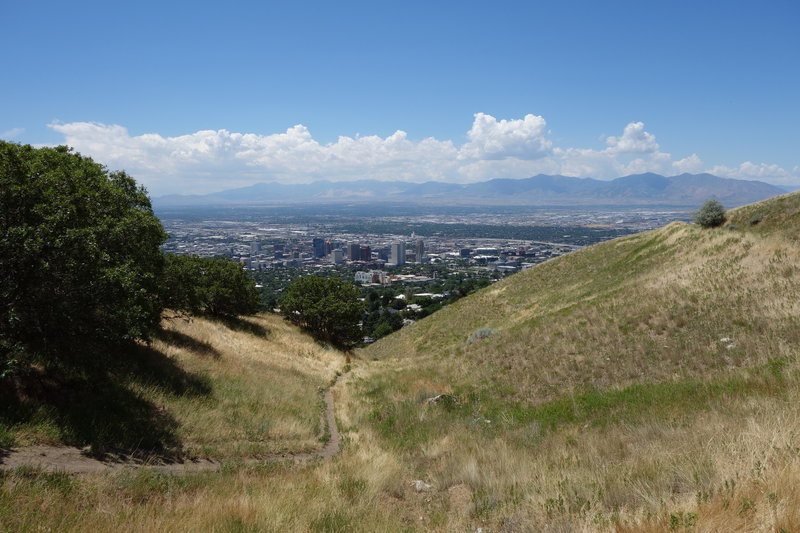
[
  {"x1": 749, "y1": 212, "x2": 764, "y2": 226},
  {"x1": 467, "y1": 327, "x2": 497, "y2": 344},
  {"x1": 694, "y1": 199, "x2": 726, "y2": 228}
]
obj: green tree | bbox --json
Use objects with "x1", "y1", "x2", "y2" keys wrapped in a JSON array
[
  {"x1": 694, "y1": 199, "x2": 726, "y2": 228},
  {"x1": 162, "y1": 254, "x2": 260, "y2": 317},
  {"x1": 279, "y1": 276, "x2": 364, "y2": 350},
  {"x1": 371, "y1": 311, "x2": 403, "y2": 339},
  {"x1": 0, "y1": 142, "x2": 167, "y2": 362}
]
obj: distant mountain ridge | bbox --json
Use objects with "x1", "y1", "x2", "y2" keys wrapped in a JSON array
[{"x1": 154, "y1": 173, "x2": 785, "y2": 207}]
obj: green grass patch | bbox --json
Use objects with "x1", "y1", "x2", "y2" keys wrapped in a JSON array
[
  {"x1": 310, "y1": 510, "x2": 353, "y2": 533},
  {"x1": 0, "y1": 425, "x2": 15, "y2": 448},
  {"x1": 365, "y1": 358, "x2": 793, "y2": 451},
  {"x1": 6, "y1": 466, "x2": 77, "y2": 496},
  {"x1": 497, "y1": 358, "x2": 790, "y2": 431},
  {"x1": 525, "y1": 379, "x2": 739, "y2": 429}
]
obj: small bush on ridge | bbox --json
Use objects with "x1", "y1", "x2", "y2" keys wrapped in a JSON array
[{"x1": 694, "y1": 199, "x2": 726, "y2": 228}]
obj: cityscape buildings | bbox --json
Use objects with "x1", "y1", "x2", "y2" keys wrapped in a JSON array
[{"x1": 157, "y1": 205, "x2": 685, "y2": 282}]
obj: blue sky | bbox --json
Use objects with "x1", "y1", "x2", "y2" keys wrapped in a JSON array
[{"x1": 2, "y1": 0, "x2": 798, "y2": 195}]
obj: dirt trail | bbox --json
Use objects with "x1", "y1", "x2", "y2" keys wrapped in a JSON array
[{"x1": 0, "y1": 372, "x2": 346, "y2": 474}]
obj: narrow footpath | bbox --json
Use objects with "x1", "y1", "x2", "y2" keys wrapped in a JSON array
[{"x1": 0, "y1": 372, "x2": 347, "y2": 474}]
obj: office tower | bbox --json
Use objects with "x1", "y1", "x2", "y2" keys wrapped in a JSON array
[
  {"x1": 250, "y1": 241, "x2": 261, "y2": 255},
  {"x1": 415, "y1": 239, "x2": 424, "y2": 262},
  {"x1": 390, "y1": 241, "x2": 406, "y2": 266},
  {"x1": 348, "y1": 242, "x2": 360, "y2": 261},
  {"x1": 359, "y1": 245, "x2": 371, "y2": 261},
  {"x1": 312, "y1": 237, "x2": 325, "y2": 258}
]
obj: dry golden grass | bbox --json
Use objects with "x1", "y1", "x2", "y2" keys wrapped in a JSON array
[
  {"x1": 0, "y1": 366, "x2": 414, "y2": 533},
  {"x1": 2, "y1": 312, "x2": 343, "y2": 457},
  {"x1": 147, "y1": 313, "x2": 343, "y2": 457},
  {"x1": 7, "y1": 357, "x2": 798, "y2": 532},
  {"x1": 331, "y1": 355, "x2": 800, "y2": 531},
  {"x1": 346, "y1": 191, "x2": 800, "y2": 530},
  {"x1": 364, "y1": 211, "x2": 800, "y2": 407}
]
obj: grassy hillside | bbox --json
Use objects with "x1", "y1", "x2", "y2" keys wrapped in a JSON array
[
  {"x1": 365, "y1": 205, "x2": 799, "y2": 402},
  {"x1": 3, "y1": 193, "x2": 800, "y2": 532},
  {"x1": 349, "y1": 191, "x2": 800, "y2": 530},
  {"x1": 1, "y1": 313, "x2": 342, "y2": 458}
]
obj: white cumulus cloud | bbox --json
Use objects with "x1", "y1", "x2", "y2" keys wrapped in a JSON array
[
  {"x1": 46, "y1": 115, "x2": 798, "y2": 195},
  {"x1": 459, "y1": 113, "x2": 552, "y2": 160},
  {"x1": 49, "y1": 121, "x2": 460, "y2": 193},
  {"x1": 605, "y1": 121, "x2": 659, "y2": 154},
  {"x1": 710, "y1": 161, "x2": 800, "y2": 186}
]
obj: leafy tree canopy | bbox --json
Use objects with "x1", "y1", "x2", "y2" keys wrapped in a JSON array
[
  {"x1": 0, "y1": 142, "x2": 167, "y2": 362},
  {"x1": 162, "y1": 254, "x2": 260, "y2": 317},
  {"x1": 279, "y1": 276, "x2": 364, "y2": 350}
]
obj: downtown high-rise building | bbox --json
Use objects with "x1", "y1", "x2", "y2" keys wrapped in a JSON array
[
  {"x1": 415, "y1": 239, "x2": 424, "y2": 262},
  {"x1": 312, "y1": 237, "x2": 326, "y2": 258},
  {"x1": 389, "y1": 241, "x2": 406, "y2": 266},
  {"x1": 347, "y1": 242, "x2": 360, "y2": 261}
]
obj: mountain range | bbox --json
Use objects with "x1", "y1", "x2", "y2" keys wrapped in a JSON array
[{"x1": 154, "y1": 172, "x2": 785, "y2": 208}]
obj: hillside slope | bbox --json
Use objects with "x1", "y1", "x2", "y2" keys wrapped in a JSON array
[
  {"x1": 365, "y1": 192, "x2": 800, "y2": 402},
  {"x1": 352, "y1": 191, "x2": 800, "y2": 530},
  {"x1": 1, "y1": 313, "x2": 342, "y2": 459}
]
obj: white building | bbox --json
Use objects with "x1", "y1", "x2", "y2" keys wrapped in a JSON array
[{"x1": 355, "y1": 270, "x2": 389, "y2": 284}]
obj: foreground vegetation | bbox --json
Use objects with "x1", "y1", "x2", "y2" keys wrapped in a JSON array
[
  {"x1": 1, "y1": 141, "x2": 261, "y2": 386},
  {"x1": 0, "y1": 314, "x2": 340, "y2": 458},
  {"x1": 3, "y1": 192, "x2": 800, "y2": 531}
]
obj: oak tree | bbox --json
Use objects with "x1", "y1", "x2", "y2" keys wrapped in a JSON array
[
  {"x1": 0, "y1": 142, "x2": 166, "y2": 363},
  {"x1": 279, "y1": 276, "x2": 363, "y2": 350}
]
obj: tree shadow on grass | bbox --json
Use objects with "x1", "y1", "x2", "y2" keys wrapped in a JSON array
[
  {"x1": 209, "y1": 315, "x2": 269, "y2": 337},
  {"x1": 154, "y1": 328, "x2": 222, "y2": 359},
  {"x1": 0, "y1": 340, "x2": 212, "y2": 460},
  {"x1": 113, "y1": 341, "x2": 213, "y2": 398}
]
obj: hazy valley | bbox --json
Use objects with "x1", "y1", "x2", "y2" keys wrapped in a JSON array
[{"x1": 154, "y1": 172, "x2": 786, "y2": 208}]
